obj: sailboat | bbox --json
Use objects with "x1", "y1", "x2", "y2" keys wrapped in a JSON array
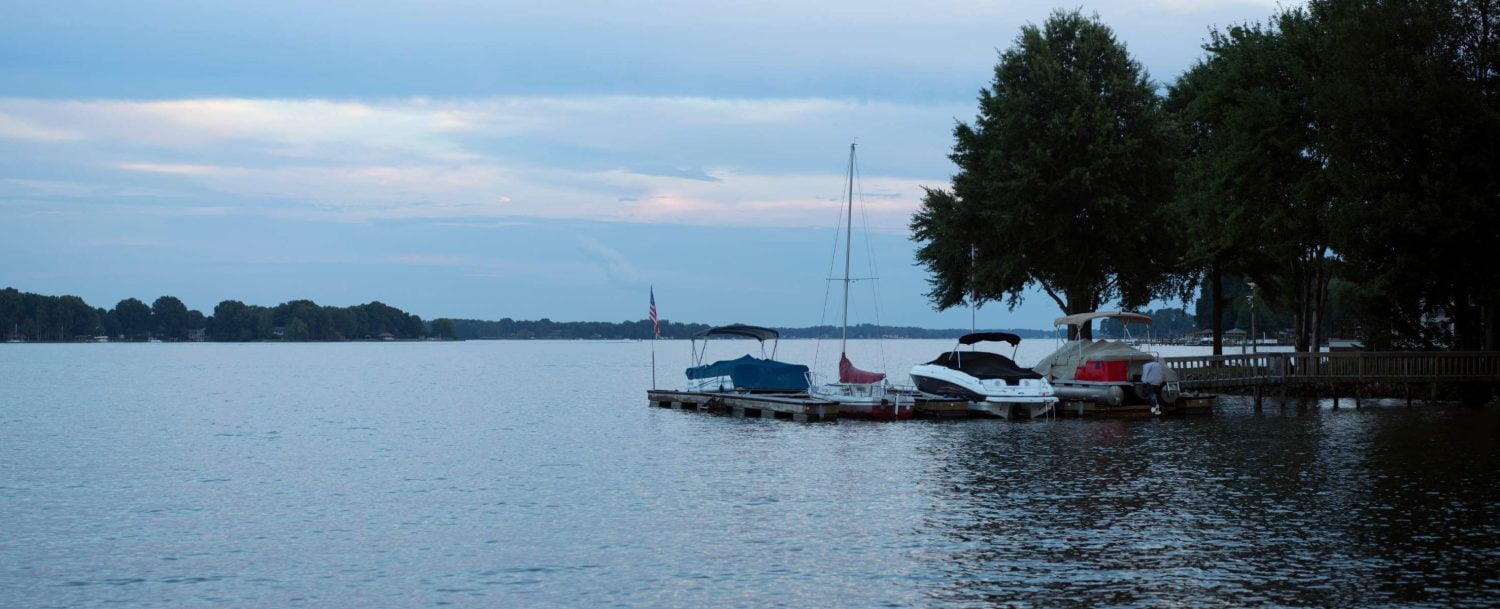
[{"x1": 805, "y1": 143, "x2": 913, "y2": 421}]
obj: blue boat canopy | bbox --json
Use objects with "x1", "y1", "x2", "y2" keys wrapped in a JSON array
[{"x1": 685, "y1": 355, "x2": 809, "y2": 392}]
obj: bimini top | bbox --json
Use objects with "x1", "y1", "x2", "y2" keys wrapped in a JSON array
[
  {"x1": 1053, "y1": 311, "x2": 1153, "y2": 327},
  {"x1": 693, "y1": 324, "x2": 779, "y2": 341},
  {"x1": 958, "y1": 332, "x2": 1022, "y2": 346}
]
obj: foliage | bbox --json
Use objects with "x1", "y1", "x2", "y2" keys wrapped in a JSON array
[
  {"x1": 429, "y1": 318, "x2": 457, "y2": 340},
  {"x1": 151, "y1": 296, "x2": 193, "y2": 341},
  {"x1": 113, "y1": 298, "x2": 153, "y2": 340},
  {"x1": 0, "y1": 288, "x2": 101, "y2": 341},
  {"x1": 1166, "y1": 11, "x2": 1336, "y2": 354},
  {"x1": 205, "y1": 299, "x2": 427, "y2": 341},
  {"x1": 912, "y1": 9, "x2": 1187, "y2": 339},
  {"x1": 1098, "y1": 308, "x2": 1197, "y2": 339},
  {"x1": 1309, "y1": 0, "x2": 1500, "y2": 350}
]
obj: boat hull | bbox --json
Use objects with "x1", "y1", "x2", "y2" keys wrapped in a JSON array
[
  {"x1": 808, "y1": 383, "x2": 914, "y2": 420},
  {"x1": 909, "y1": 364, "x2": 1057, "y2": 402}
]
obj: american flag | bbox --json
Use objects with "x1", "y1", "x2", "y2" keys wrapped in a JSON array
[{"x1": 649, "y1": 287, "x2": 659, "y2": 338}]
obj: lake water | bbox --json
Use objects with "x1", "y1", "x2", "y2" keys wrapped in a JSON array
[{"x1": 3, "y1": 340, "x2": 1497, "y2": 608}]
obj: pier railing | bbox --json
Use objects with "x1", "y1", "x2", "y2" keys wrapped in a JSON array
[{"x1": 1166, "y1": 351, "x2": 1500, "y2": 390}]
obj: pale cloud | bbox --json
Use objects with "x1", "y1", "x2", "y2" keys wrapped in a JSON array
[
  {"x1": 576, "y1": 236, "x2": 644, "y2": 285},
  {"x1": 114, "y1": 162, "x2": 223, "y2": 175},
  {"x1": 0, "y1": 112, "x2": 81, "y2": 141},
  {"x1": 0, "y1": 96, "x2": 951, "y2": 231}
]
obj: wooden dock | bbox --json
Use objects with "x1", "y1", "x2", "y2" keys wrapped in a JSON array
[
  {"x1": 1166, "y1": 351, "x2": 1500, "y2": 407},
  {"x1": 647, "y1": 389, "x2": 839, "y2": 422},
  {"x1": 911, "y1": 395, "x2": 971, "y2": 418}
]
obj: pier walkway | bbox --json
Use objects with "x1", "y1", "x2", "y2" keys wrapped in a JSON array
[{"x1": 1165, "y1": 351, "x2": 1500, "y2": 406}]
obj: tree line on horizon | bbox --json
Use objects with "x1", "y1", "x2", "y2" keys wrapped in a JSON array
[
  {"x1": 8, "y1": 286, "x2": 1215, "y2": 343},
  {"x1": 444, "y1": 317, "x2": 1056, "y2": 340},
  {"x1": 0, "y1": 287, "x2": 429, "y2": 342},
  {"x1": 912, "y1": 0, "x2": 1497, "y2": 354}
]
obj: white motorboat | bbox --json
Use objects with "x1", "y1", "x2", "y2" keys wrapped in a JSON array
[{"x1": 909, "y1": 332, "x2": 1057, "y2": 419}]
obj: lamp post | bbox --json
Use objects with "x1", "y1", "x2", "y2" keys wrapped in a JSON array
[{"x1": 1248, "y1": 282, "x2": 1258, "y2": 354}]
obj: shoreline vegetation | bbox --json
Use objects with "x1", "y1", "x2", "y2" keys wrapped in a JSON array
[
  {"x1": 2, "y1": 287, "x2": 1064, "y2": 343},
  {"x1": 911, "y1": 4, "x2": 1497, "y2": 355}
]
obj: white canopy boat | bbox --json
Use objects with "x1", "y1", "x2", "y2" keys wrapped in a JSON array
[{"x1": 1033, "y1": 311, "x2": 1181, "y2": 408}]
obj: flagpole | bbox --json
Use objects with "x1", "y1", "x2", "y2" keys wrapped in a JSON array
[{"x1": 649, "y1": 286, "x2": 658, "y2": 389}]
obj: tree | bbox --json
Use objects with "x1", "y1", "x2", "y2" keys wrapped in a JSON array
[
  {"x1": 1311, "y1": 0, "x2": 1500, "y2": 351},
  {"x1": 151, "y1": 296, "x2": 191, "y2": 341},
  {"x1": 1167, "y1": 12, "x2": 1334, "y2": 353},
  {"x1": 912, "y1": 9, "x2": 1185, "y2": 339},
  {"x1": 113, "y1": 298, "x2": 152, "y2": 340},
  {"x1": 430, "y1": 318, "x2": 456, "y2": 339},
  {"x1": 98, "y1": 307, "x2": 120, "y2": 338},
  {"x1": 208, "y1": 300, "x2": 259, "y2": 341}
]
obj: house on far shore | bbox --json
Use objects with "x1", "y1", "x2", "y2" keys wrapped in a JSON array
[{"x1": 378, "y1": 332, "x2": 395, "y2": 341}]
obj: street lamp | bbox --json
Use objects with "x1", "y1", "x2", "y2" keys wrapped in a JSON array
[{"x1": 1248, "y1": 282, "x2": 1258, "y2": 354}]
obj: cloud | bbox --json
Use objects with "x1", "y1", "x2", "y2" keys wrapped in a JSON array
[
  {"x1": 114, "y1": 162, "x2": 223, "y2": 175},
  {"x1": 624, "y1": 164, "x2": 722, "y2": 182},
  {"x1": 0, "y1": 112, "x2": 81, "y2": 141},
  {"x1": 0, "y1": 95, "x2": 954, "y2": 231},
  {"x1": 576, "y1": 235, "x2": 643, "y2": 285}
]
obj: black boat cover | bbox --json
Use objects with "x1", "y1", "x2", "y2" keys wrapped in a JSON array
[
  {"x1": 926, "y1": 351, "x2": 1042, "y2": 381},
  {"x1": 957, "y1": 332, "x2": 1022, "y2": 346}
]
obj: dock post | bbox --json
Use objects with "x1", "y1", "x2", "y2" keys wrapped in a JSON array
[
  {"x1": 1405, "y1": 384, "x2": 1412, "y2": 407},
  {"x1": 1355, "y1": 384, "x2": 1362, "y2": 409},
  {"x1": 1332, "y1": 387, "x2": 1339, "y2": 409},
  {"x1": 1254, "y1": 384, "x2": 1263, "y2": 411},
  {"x1": 1279, "y1": 380, "x2": 1287, "y2": 408},
  {"x1": 1431, "y1": 382, "x2": 1438, "y2": 403}
]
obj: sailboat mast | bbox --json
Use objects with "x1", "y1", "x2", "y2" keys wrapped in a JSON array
[{"x1": 841, "y1": 143, "x2": 855, "y2": 355}]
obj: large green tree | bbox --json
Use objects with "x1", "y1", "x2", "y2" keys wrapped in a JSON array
[
  {"x1": 1167, "y1": 12, "x2": 1335, "y2": 353},
  {"x1": 113, "y1": 298, "x2": 152, "y2": 340},
  {"x1": 912, "y1": 9, "x2": 1185, "y2": 339},
  {"x1": 151, "y1": 296, "x2": 192, "y2": 341},
  {"x1": 1310, "y1": 0, "x2": 1500, "y2": 350}
]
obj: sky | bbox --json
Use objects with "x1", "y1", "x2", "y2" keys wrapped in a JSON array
[{"x1": 1, "y1": 0, "x2": 1285, "y2": 329}]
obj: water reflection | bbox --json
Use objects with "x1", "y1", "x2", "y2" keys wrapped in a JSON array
[{"x1": 915, "y1": 400, "x2": 1499, "y2": 608}]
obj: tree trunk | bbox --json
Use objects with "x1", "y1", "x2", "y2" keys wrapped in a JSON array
[
  {"x1": 1063, "y1": 288, "x2": 1094, "y2": 340},
  {"x1": 1294, "y1": 257, "x2": 1311, "y2": 352},
  {"x1": 1311, "y1": 252, "x2": 1328, "y2": 354},
  {"x1": 1211, "y1": 264, "x2": 1224, "y2": 356}
]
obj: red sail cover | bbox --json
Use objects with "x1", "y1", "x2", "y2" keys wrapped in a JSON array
[{"x1": 839, "y1": 353, "x2": 886, "y2": 384}]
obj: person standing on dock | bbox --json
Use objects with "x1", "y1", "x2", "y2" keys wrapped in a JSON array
[{"x1": 1142, "y1": 358, "x2": 1165, "y2": 416}]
